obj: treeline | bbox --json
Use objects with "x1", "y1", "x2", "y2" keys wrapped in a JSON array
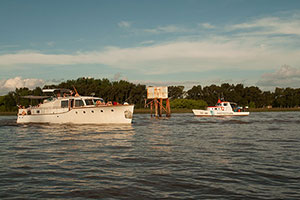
[
  {"x1": 0, "y1": 78, "x2": 146, "y2": 112},
  {"x1": 1, "y1": 78, "x2": 300, "y2": 112},
  {"x1": 184, "y1": 84, "x2": 300, "y2": 108}
]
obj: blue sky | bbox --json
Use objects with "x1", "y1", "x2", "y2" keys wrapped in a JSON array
[{"x1": 1, "y1": 0, "x2": 300, "y2": 94}]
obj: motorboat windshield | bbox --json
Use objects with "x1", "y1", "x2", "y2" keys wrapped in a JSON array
[
  {"x1": 92, "y1": 98, "x2": 104, "y2": 104},
  {"x1": 84, "y1": 99, "x2": 94, "y2": 106}
]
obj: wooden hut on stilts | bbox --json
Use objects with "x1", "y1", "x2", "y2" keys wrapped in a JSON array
[{"x1": 145, "y1": 86, "x2": 171, "y2": 118}]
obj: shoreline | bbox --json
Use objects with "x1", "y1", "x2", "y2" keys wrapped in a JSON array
[
  {"x1": 1, "y1": 107, "x2": 300, "y2": 116},
  {"x1": 0, "y1": 112, "x2": 17, "y2": 116},
  {"x1": 135, "y1": 107, "x2": 300, "y2": 113}
]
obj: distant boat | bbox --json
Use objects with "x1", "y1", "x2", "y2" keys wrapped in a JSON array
[
  {"x1": 17, "y1": 88, "x2": 134, "y2": 124},
  {"x1": 193, "y1": 99, "x2": 249, "y2": 117}
]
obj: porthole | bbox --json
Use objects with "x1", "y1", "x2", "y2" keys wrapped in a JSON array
[
  {"x1": 75, "y1": 111, "x2": 78, "y2": 114},
  {"x1": 83, "y1": 111, "x2": 86, "y2": 114},
  {"x1": 91, "y1": 110, "x2": 94, "y2": 113},
  {"x1": 111, "y1": 109, "x2": 114, "y2": 112},
  {"x1": 101, "y1": 110, "x2": 103, "y2": 112}
]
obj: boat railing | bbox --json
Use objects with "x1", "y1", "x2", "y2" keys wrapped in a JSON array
[{"x1": 19, "y1": 106, "x2": 69, "y2": 115}]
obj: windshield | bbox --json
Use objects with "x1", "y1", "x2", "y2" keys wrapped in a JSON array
[
  {"x1": 93, "y1": 98, "x2": 104, "y2": 104},
  {"x1": 85, "y1": 99, "x2": 94, "y2": 106}
]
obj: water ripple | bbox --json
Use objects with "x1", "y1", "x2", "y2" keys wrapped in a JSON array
[{"x1": 0, "y1": 113, "x2": 300, "y2": 199}]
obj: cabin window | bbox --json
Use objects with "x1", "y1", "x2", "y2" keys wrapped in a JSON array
[
  {"x1": 75, "y1": 100, "x2": 84, "y2": 107},
  {"x1": 61, "y1": 100, "x2": 69, "y2": 108},
  {"x1": 85, "y1": 99, "x2": 94, "y2": 106},
  {"x1": 223, "y1": 103, "x2": 228, "y2": 106},
  {"x1": 93, "y1": 98, "x2": 104, "y2": 105}
]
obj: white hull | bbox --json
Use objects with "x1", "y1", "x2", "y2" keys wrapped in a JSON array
[
  {"x1": 17, "y1": 105, "x2": 134, "y2": 124},
  {"x1": 193, "y1": 109, "x2": 249, "y2": 117}
]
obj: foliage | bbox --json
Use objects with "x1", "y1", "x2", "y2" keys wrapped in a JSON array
[
  {"x1": 0, "y1": 92, "x2": 17, "y2": 112},
  {"x1": 249, "y1": 102, "x2": 256, "y2": 108},
  {"x1": 170, "y1": 99, "x2": 207, "y2": 109},
  {"x1": 1, "y1": 78, "x2": 300, "y2": 112},
  {"x1": 168, "y1": 86, "x2": 185, "y2": 99}
]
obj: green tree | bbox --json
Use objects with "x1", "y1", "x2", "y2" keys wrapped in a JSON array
[
  {"x1": 170, "y1": 99, "x2": 207, "y2": 109},
  {"x1": 2, "y1": 92, "x2": 17, "y2": 111},
  {"x1": 186, "y1": 85, "x2": 203, "y2": 100},
  {"x1": 168, "y1": 86, "x2": 185, "y2": 99}
]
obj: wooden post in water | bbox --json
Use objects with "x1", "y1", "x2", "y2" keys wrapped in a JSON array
[
  {"x1": 159, "y1": 98, "x2": 163, "y2": 117},
  {"x1": 154, "y1": 98, "x2": 158, "y2": 117},
  {"x1": 150, "y1": 101, "x2": 153, "y2": 117},
  {"x1": 166, "y1": 98, "x2": 171, "y2": 117}
]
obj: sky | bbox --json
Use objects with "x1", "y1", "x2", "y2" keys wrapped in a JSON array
[{"x1": 1, "y1": 0, "x2": 300, "y2": 94}]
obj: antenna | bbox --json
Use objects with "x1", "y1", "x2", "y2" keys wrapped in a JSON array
[{"x1": 220, "y1": 92, "x2": 224, "y2": 101}]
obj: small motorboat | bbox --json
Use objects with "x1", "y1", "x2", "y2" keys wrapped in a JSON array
[{"x1": 192, "y1": 99, "x2": 249, "y2": 117}]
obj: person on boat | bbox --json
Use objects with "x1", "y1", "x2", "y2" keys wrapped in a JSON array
[
  {"x1": 96, "y1": 100, "x2": 101, "y2": 106},
  {"x1": 70, "y1": 90, "x2": 75, "y2": 96}
]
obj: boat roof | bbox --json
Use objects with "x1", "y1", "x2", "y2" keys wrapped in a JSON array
[
  {"x1": 42, "y1": 88, "x2": 71, "y2": 93},
  {"x1": 21, "y1": 95, "x2": 50, "y2": 99},
  {"x1": 49, "y1": 96, "x2": 103, "y2": 101}
]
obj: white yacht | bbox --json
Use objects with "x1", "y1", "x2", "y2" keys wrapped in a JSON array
[
  {"x1": 193, "y1": 99, "x2": 249, "y2": 117},
  {"x1": 17, "y1": 89, "x2": 134, "y2": 124}
]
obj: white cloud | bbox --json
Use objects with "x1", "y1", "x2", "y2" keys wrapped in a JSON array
[
  {"x1": 199, "y1": 23, "x2": 215, "y2": 29},
  {"x1": 257, "y1": 65, "x2": 300, "y2": 89},
  {"x1": 1, "y1": 37, "x2": 299, "y2": 75},
  {"x1": 112, "y1": 72, "x2": 122, "y2": 81},
  {"x1": 0, "y1": 77, "x2": 45, "y2": 95},
  {"x1": 143, "y1": 25, "x2": 191, "y2": 34},
  {"x1": 139, "y1": 40, "x2": 155, "y2": 45},
  {"x1": 229, "y1": 15, "x2": 300, "y2": 36},
  {"x1": 118, "y1": 21, "x2": 131, "y2": 28}
]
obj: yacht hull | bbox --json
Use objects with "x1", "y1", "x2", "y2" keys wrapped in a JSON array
[
  {"x1": 17, "y1": 105, "x2": 134, "y2": 124},
  {"x1": 192, "y1": 109, "x2": 249, "y2": 117}
]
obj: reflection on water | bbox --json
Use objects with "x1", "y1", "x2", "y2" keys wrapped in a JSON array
[{"x1": 0, "y1": 113, "x2": 300, "y2": 199}]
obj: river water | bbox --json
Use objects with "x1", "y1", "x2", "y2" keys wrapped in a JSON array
[{"x1": 0, "y1": 112, "x2": 300, "y2": 199}]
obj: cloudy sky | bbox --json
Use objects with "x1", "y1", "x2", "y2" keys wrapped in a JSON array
[{"x1": 1, "y1": 0, "x2": 300, "y2": 94}]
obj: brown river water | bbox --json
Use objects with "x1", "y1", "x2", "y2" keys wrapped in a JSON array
[{"x1": 0, "y1": 112, "x2": 300, "y2": 199}]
